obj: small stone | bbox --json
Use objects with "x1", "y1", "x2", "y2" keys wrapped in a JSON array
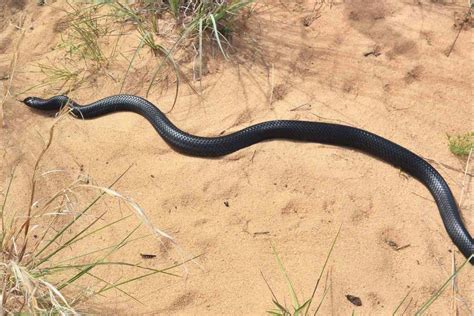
[{"x1": 346, "y1": 294, "x2": 362, "y2": 306}]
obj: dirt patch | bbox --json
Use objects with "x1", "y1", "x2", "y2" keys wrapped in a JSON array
[
  {"x1": 0, "y1": 37, "x2": 12, "y2": 54},
  {"x1": 53, "y1": 17, "x2": 69, "y2": 33},
  {"x1": 386, "y1": 40, "x2": 418, "y2": 59},
  {"x1": 272, "y1": 83, "x2": 288, "y2": 102},
  {"x1": 0, "y1": 0, "x2": 27, "y2": 32},
  {"x1": 167, "y1": 292, "x2": 196, "y2": 311},
  {"x1": 9, "y1": 0, "x2": 26, "y2": 11},
  {"x1": 345, "y1": 0, "x2": 418, "y2": 58},
  {"x1": 404, "y1": 65, "x2": 425, "y2": 84}
]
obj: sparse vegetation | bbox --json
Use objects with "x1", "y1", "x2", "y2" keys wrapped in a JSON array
[
  {"x1": 262, "y1": 228, "x2": 473, "y2": 315},
  {"x1": 448, "y1": 132, "x2": 473, "y2": 157},
  {"x1": 0, "y1": 119, "x2": 185, "y2": 314},
  {"x1": 19, "y1": 0, "x2": 254, "y2": 102},
  {"x1": 16, "y1": 62, "x2": 85, "y2": 96},
  {"x1": 59, "y1": 4, "x2": 108, "y2": 67},
  {"x1": 2, "y1": 1, "x2": 254, "y2": 313},
  {"x1": 114, "y1": 0, "x2": 253, "y2": 46},
  {"x1": 414, "y1": 254, "x2": 473, "y2": 315},
  {"x1": 109, "y1": 0, "x2": 254, "y2": 95},
  {"x1": 263, "y1": 226, "x2": 341, "y2": 315}
]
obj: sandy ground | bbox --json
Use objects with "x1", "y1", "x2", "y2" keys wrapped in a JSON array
[{"x1": 1, "y1": 0, "x2": 473, "y2": 314}]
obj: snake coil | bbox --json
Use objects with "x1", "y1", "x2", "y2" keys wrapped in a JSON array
[{"x1": 23, "y1": 94, "x2": 474, "y2": 263}]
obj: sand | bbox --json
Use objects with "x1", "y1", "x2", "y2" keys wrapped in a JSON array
[{"x1": 0, "y1": 0, "x2": 473, "y2": 314}]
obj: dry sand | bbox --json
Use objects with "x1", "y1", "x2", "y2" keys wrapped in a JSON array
[{"x1": 1, "y1": 0, "x2": 473, "y2": 314}]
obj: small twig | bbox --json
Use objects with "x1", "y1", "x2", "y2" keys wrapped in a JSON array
[
  {"x1": 290, "y1": 103, "x2": 312, "y2": 111},
  {"x1": 395, "y1": 244, "x2": 411, "y2": 251},
  {"x1": 446, "y1": 8, "x2": 472, "y2": 57},
  {"x1": 250, "y1": 150, "x2": 257, "y2": 163},
  {"x1": 401, "y1": 297, "x2": 413, "y2": 315},
  {"x1": 140, "y1": 253, "x2": 157, "y2": 259},
  {"x1": 446, "y1": 26, "x2": 463, "y2": 57},
  {"x1": 17, "y1": 119, "x2": 61, "y2": 261},
  {"x1": 411, "y1": 192, "x2": 435, "y2": 203}
]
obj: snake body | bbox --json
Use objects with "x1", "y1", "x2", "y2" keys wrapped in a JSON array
[{"x1": 23, "y1": 94, "x2": 474, "y2": 263}]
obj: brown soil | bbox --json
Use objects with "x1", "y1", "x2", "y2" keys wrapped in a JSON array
[{"x1": 1, "y1": 0, "x2": 473, "y2": 314}]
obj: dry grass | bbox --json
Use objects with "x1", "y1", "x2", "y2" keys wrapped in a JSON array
[
  {"x1": 0, "y1": 13, "x2": 26, "y2": 127},
  {"x1": 0, "y1": 115, "x2": 189, "y2": 313},
  {"x1": 2, "y1": 1, "x2": 253, "y2": 313},
  {"x1": 17, "y1": 0, "x2": 254, "y2": 106}
]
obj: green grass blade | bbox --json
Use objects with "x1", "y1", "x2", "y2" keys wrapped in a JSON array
[
  {"x1": 145, "y1": 39, "x2": 182, "y2": 98},
  {"x1": 87, "y1": 271, "x2": 143, "y2": 305},
  {"x1": 39, "y1": 261, "x2": 180, "y2": 278},
  {"x1": 209, "y1": 14, "x2": 228, "y2": 59},
  {"x1": 415, "y1": 254, "x2": 473, "y2": 315},
  {"x1": 95, "y1": 255, "x2": 201, "y2": 295},
  {"x1": 168, "y1": 0, "x2": 180, "y2": 17},
  {"x1": 120, "y1": 36, "x2": 145, "y2": 93},
  {"x1": 146, "y1": 21, "x2": 197, "y2": 97},
  {"x1": 272, "y1": 299, "x2": 290, "y2": 315},
  {"x1": 57, "y1": 223, "x2": 141, "y2": 291},
  {"x1": 63, "y1": 214, "x2": 133, "y2": 248},
  {"x1": 261, "y1": 270, "x2": 287, "y2": 315},
  {"x1": 392, "y1": 289, "x2": 412, "y2": 315},
  {"x1": 271, "y1": 243, "x2": 300, "y2": 309},
  {"x1": 33, "y1": 165, "x2": 131, "y2": 259},
  {"x1": 55, "y1": 234, "x2": 150, "y2": 265},
  {"x1": 305, "y1": 224, "x2": 342, "y2": 315},
  {"x1": 313, "y1": 284, "x2": 330, "y2": 315},
  {"x1": 34, "y1": 210, "x2": 108, "y2": 268},
  {"x1": 295, "y1": 298, "x2": 311, "y2": 313}
]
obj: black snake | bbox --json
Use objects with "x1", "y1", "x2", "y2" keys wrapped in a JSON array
[{"x1": 23, "y1": 94, "x2": 474, "y2": 263}]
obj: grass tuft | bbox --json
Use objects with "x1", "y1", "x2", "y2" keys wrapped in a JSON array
[
  {"x1": 59, "y1": 2, "x2": 110, "y2": 67},
  {"x1": 117, "y1": 0, "x2": 255, "y2": 93},
  {"x1": 262, "y1": 225, "x2": 341, "y2": 315},
  {"x1": 0, "y1": 118, "x2": 185, "y2": 313},
  {"x1": 448, "y1": 132, "x2": 474, "y2": 157},
  {"x1": 414, "y1": 254, "x2": 473, "y2": 315}
]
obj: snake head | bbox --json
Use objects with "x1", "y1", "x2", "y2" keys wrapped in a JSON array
[
  {"x1": 23, "y1": 97, "x2": 35, "y2": 106},
  {"x1": 23, "y1": 96, "x2": 39, "y2": 107},
  {"x1": 22, "y1": 96, "x2": 66, "y2": 111},
  {"x1": 23, "y1": 97, "x2": 45, "y2": 109}
]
